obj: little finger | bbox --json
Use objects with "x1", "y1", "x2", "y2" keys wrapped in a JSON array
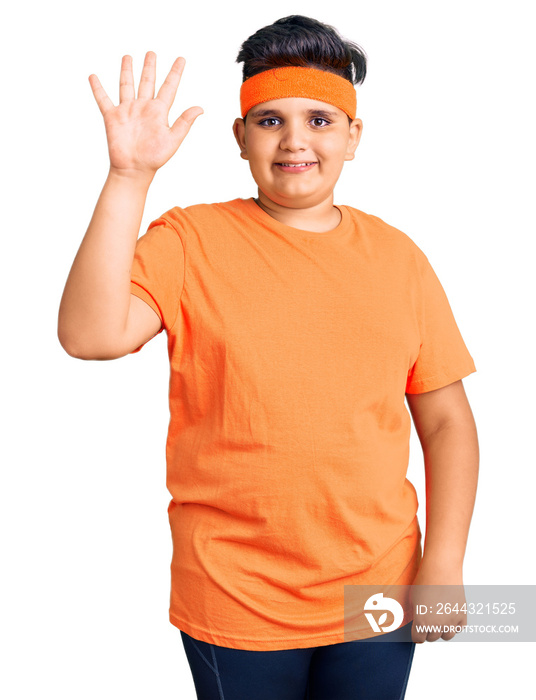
[{"x1": 88, "y1": 74, "x2": 114, "y2": 116}]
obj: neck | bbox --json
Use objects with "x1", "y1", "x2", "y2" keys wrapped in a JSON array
[{"x1": 255, "y1": 191, "x2": 341, "y2": 232}]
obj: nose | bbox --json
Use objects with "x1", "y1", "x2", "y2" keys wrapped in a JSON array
[{"x1": 279, "y1": 120, "x2": 308, "y2": 152}]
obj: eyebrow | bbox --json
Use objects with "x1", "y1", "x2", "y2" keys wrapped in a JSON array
[{"x1": 249, "y1": 108, "x2": 340, "y2": 119}]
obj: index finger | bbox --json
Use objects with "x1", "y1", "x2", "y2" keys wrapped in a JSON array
[{"x1": 155, "y1": 57, "x2": 186, "y2": 110}]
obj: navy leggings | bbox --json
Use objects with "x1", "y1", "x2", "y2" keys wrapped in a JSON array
[{"x1": 180, "y1": 621, "x2": 416, "y2": 700}]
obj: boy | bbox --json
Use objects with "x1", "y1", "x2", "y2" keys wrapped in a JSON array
[{"x1": 58, "y1": 15, "x2": 478, "y2": 700}]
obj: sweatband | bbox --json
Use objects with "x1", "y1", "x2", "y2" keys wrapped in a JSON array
[{"x1": 240, "y1": 66, "x2": 357, "y2": 120}]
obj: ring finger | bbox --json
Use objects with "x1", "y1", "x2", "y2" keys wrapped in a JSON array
[{"x1": 119, "y1": 55, "x2": 135, "y2": 102}]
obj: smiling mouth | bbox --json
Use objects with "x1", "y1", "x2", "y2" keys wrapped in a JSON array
[{"x1": 276, "y1": 162, "x2": 317, "y2": 167}]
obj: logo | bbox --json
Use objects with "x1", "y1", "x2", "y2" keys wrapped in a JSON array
[{"x1": 364, "y1": 593, "x2": 404, "y2": 633}]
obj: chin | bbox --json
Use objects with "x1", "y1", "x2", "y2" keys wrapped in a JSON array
[{"x1": 273, "y1": 191, "x2": 329, "y2": 209}]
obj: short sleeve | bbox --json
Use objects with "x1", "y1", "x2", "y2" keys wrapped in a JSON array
[
  {"x1": 129, "y1": 215, "x2": 185, "y2": 353},
  {"x1": 405, "y1": 251, "x2": 476, "y2": 393}
]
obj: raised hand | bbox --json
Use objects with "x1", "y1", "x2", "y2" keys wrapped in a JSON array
[{"x1": 89, "y1": 52, "x2": 203, "y2": 177}]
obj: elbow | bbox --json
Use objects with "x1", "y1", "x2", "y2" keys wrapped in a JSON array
[
  {"x1": 57, "y1": 312, "x2": 85, "y2": 359},
  {"x1": 57, "y1": 324, "x2": 83, "y2": 359},
  {"x1": 59, "y1": 341, "x2": 124, "y2": 361},
  {"x1": 57, "y1": 332, "x2": 94, "y2": 360},
  {"x1": 57, "y1": 327, "x2": 124, "y2": 361}
]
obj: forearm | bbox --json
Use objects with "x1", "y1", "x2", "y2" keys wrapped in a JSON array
[
  {"x1": 58, "y1": 168, "x2": 153, "y2": 357},
  {"x1": 420, "y1": 419, "x2": 479, "y2": 570}
]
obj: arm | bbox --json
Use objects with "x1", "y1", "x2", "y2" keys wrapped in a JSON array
[
  {"x1": 406, "y1": 379, "x2": 479, "y2": 571},
  {"x1": 58, "y1": 169, "x2": 159, "y2": 359},
  {"x1": 406, "y1": 379, "x2": 479, "y2": 641},
  {"x1": 57, "y1": 53, "x2": 203, "y2": 360}
]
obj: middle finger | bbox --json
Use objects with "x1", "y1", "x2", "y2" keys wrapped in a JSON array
[{"x1": 138, "y1": 51, "x2": 156, "y2": 100}]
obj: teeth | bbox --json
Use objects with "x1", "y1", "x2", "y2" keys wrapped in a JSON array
[{"x1": 280, "y1": 162, "x2": 313, "y2": 167}]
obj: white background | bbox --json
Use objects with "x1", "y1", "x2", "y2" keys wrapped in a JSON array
[{"x1": 2, "y1": 0, "x2": 534, "y2": 697}]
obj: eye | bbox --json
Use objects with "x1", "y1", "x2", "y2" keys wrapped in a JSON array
[
  {"x1": 310, "y1": 117, "x2": 330, "y2": 128},
  {"x1": 259, "y1": 117, "x2": 281, "y2": 127}
]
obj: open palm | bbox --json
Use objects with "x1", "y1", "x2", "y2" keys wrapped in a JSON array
[{"x1": 89, "y1": 52, "x2": 203, "y2": 176}]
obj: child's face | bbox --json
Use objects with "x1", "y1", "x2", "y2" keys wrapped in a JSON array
[{"x1": 233, "y1": 97, "x2": 362, "y2": 210}]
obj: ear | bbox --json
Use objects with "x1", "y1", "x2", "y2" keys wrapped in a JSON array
[
  {"x1": 233, "y1": 117, "x2": 249, "y2": 160},
  {"x1": 344, "y1": 118, "x2": 363, "y2": 161}
]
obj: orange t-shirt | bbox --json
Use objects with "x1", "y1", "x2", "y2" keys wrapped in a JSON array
[{"x1": 129, "y1": 197, "x2": 476, "y2": 651}]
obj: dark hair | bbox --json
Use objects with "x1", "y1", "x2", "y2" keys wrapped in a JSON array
[{"x1": 236, "y1": 15, "x2": 367, "y2": 86}]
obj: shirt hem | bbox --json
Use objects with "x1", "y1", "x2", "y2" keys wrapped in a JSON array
[{"x1": 170, "y1": 612, "x2": 414, "y2": 651}]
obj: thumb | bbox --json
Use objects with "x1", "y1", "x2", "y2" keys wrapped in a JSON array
[{"x1": 170, "y1": 106, "x2": 204, "y2": 141}]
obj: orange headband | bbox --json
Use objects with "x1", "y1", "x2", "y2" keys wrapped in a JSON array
[{"x1": 240, "y1": 66, "x2": 357, "y2": 120}]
